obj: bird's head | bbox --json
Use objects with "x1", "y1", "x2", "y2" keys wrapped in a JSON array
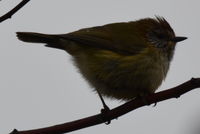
[{"x1": 136, "y1": 16, "x2": 187, "y2": 49}]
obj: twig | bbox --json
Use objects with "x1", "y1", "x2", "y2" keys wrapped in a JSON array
[
  {"x1": 0, "y1": 0, "x2": 30, "y2": 23},
  {"x1": 9, "y1": 78, "x2": 200, "y2": 134}
]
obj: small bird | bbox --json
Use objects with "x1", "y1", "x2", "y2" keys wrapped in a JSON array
[{"x1": 16, "y1": 17, "x2": 187, "y2": 107}]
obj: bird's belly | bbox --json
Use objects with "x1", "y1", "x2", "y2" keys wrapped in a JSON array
[
  {"x1": 99, "y1": 63, "x2": 165, "y2": 100},
  {"x1": 74, "y1": 52, "x2": 168, "y2": 101}
]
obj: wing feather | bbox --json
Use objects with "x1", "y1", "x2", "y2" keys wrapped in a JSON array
[{"x1": 58, "y1": 22, "x2": 147, "y2": 55}]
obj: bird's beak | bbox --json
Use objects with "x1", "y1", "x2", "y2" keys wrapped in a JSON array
[{"x1": 171, "y1": 36, "x2": 187, "y2": 43}]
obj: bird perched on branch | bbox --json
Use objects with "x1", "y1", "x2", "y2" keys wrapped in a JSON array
[{"x1": 16, "y1": 16, "x2": 187, "y2": 109}]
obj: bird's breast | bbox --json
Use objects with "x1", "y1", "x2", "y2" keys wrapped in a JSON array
[{"x1": 73, "y1": 49, "x2": 170, "y2": 100}]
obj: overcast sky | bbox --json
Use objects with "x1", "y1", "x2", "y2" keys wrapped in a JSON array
[{"x1": 1, "y1": 0, "x2": 200, "y2": 134}]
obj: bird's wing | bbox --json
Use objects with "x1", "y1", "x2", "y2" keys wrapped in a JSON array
[{"x1": 58, "y1": 22, "x2": 147, "y2": 55}]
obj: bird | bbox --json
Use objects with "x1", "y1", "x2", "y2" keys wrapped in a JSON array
[{"x1": 16, "y1": 16, "x2": 187, "y2": 108}]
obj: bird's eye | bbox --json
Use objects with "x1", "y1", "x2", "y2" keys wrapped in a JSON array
[
  {"x1": 147, "y1": 30, "x2": 168, "y2": 48},
  {"x1": 151, "y1": 28, "x2": 167, "y2": 40},
  {"x1": 156, "y1": 33, "x2": 165, "y2": 39}
]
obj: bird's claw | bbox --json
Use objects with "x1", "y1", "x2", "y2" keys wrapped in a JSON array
[{"x1": 100, "y1": 105, "x2": 111, "y2": 125}]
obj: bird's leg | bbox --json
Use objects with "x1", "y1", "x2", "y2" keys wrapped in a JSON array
[
  {"x1": 137, "y1": 91, "x2": 157, "y2": 106},
  {"x1": 96, "y1": 90, "x2": 111, "y2": 124},
  {"x1": 97, "y1": 90, "x2": 110, "y2": 110}
]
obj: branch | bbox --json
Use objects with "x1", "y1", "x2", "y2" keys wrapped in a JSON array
[
  {"x1": 0, "y1": 0, "x2": 30, "y2": 23},
  {"x1": 10, "y1": 78, "x2": 200, "y2": 134}
]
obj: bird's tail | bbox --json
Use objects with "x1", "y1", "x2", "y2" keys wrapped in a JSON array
[
  {"x1": 16, "y1": 32, "x2": 58, "y2": 43},
  {"x1": 16, "y1": 32, "x2": 65, "y2": 50}
]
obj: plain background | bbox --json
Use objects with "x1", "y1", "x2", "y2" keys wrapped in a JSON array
[{"x1": 0, "y1": 0, "x2": 200, "y2": 134}]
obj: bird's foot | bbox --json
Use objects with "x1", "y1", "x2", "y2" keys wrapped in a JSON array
[
  {"x1": 137, "y1": 92, "x2": 157, "y2": 106},
  {"x1": 100, "y1": 104, "x2": 111, "y2": 125}
]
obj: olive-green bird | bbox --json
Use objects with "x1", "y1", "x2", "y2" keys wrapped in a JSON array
[{"x1": 16, "y1": 17, "x2": 187, "y2": 106}]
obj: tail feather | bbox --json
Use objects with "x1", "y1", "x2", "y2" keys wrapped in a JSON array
[
  {"x1": 16, "y1": 32, "x2": 57, "y2": 43},
  {"x1": 16, "y1": 32, "x2": 64, "y2": 50}
]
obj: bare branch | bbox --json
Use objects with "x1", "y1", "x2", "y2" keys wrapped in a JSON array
[
  {"x1": 10, "y1": 78, "x2": 200, "y2": 134},
  {"x1": 0, "y1": 0, "x2": 30, "y2": 23}
]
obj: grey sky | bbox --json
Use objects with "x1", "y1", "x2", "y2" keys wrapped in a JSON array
[{"x1": 0, "y1": 0, "x2": 200, "y2": 134}]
